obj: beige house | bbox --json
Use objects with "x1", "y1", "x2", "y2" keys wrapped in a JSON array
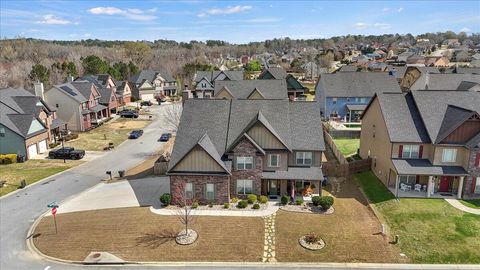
[{"x1": 360, "y1": 91, "x2": 480, "y2": 199}]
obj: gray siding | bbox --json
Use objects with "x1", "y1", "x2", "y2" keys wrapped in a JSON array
[
  {"x1": 0, "y1": 124, "x2": 26, "y2": 156},
  {"x1": 44, "y1": 88, "x2": 82, "y2": 131},
  {"x1": 172, "y1": 147, "x2": 225, "y2": 172}
]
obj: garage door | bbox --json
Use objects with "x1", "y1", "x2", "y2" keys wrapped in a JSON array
[
  {"x1": 27, "y1": 144, "x2": 38, "y2": 158},
  {"x1": 38, "y1": 140, "x2": 47, "y2": 153},
  {"x1": 141, "y1": 94, "x2": 154, "y2": 101}
]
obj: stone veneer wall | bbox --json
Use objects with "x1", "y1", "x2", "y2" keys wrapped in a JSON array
[
  {"x1": 229, "y1": 138, "x2": 263, "y2": 198},
  {"x1": 464, "y1": 149, "x2": 480, "y2": 197},
  {"x1": 170, "y1": 175, "x2": 230, "y2": 204}
]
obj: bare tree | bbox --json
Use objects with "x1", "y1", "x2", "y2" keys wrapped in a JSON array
[
  {"x1": 162, "y1": 103, "x2": 182, "y2": 133},
  {"x1": 173, "y1": 183, "x2": 196, "y2": 238}
]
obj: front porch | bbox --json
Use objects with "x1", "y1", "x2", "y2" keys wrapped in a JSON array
[{"x1": 261, "y1": 167, "x2": 324, "y2": 200}]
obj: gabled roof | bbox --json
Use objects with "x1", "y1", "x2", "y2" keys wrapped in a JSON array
[
  {"x1": 411, "y1": 73, "x2": 480, "y2": 90},
  {"x1": 214, "y1": 86, "x2": 234, "y2": 98},
  {"x1": 317, "y1": 72, "x2": 401, "y2": 97},
  {"x1": 214, "y1": 80, "x2": 287, "y2": 99},
  {"x1": 247, "y1": 88, "x2": 266, "y2": 99},
  {"x1": 194, "y1": 71, "x2": 243, "y2": 83},
  {"x1": 259, "y1": 67, "x2": 287, "y2": 80},
  {"x1": 226, "y1": 132, "x2": 266, "y2": 155},
  {"x1": 129, "y1": 70, "x2": 176, "y2": 84},
  {"x1": 98, "y1": 87, "x2": 115, "y2": 104},
  {"x1": 436, "y1": 105, "x2": 478, "y2": 143}
]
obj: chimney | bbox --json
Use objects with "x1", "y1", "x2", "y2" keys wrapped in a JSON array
[
  {"x1": 34, "y1": 82, "x2": 44, "y2": 100},
  {"x1": 67, "y1": 76, "x2": 74, "y2": 83}
]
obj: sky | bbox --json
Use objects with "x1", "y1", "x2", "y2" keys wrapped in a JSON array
[{"x1": 1, "y1": 0, "x2": 479, "y2": 44}]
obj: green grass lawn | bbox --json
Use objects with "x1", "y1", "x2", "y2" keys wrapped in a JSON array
[
  {"x1": 460, "y1": 199, "x2": 480, "y2": 209},
  {"x1": 0, "y1": 159, "x2": 83, "y2": 196},
  {"x1": 355, "y1": 171, "x2": 480, "y2": 264},
  {"x1": 333, "y1": 138, "x2": 360, "y2": 156}
]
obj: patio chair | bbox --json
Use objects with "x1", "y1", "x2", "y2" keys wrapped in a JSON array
[
  {"x1": 414, "y1": 184, "x2": 421, "y2": 192},
  {"x1": 400, "y1": 183, "x2": 408, "y2": 192},
  {"x1": 422, "y1": 185, "x2": 427, "y2": 192}
]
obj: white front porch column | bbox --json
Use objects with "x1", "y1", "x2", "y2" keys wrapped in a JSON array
[
  {"x1": 395, "y1": 175, "x2": 400, "y2": 198},
  {"x1": 427, "y1": 176, "x2": 433, "y2": 198},
  {"x1": 457, "y1": 176, "x2": 465, "y2": 199}
]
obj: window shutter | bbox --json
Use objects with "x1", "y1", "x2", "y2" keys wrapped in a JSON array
[
  {"x1": 234, "y1": 156, "x2": 238, "y2": 170},
  {"x1": 476, "y1": 153, "x2": 480, "y2": 167},
  {"x1": 213, "y1": 184, "x2": 217, "y2": 200},
  {"x1": 472, "y1": 176, "x2": 476, "y2": 193},
  {"x1": 398, "y1": 145, "x2": 403, "y2": 158},
  {"x1": 192, "y1": 183, "x2": 195, "y2": 199},
  {"x1": 419, "y1": 145, "x2": 423, "y2": 159}
]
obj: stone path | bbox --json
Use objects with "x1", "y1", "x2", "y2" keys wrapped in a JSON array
[
  {"x1": 262, "y1": 213, "x2": 277, "y2": 263},
  {"x1": 445, "y1": 199, "x2": 480, "y2": 215}
]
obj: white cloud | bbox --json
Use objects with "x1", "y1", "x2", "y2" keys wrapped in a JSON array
[
  {"x1": 397, "y1": 7, "x2": 404, "y2": 12},
  {"x1": 198, "y1": 5, "x2": 252, "y2": 17},
  {"x1": 460, "y1": 27, "x2": 471, "y2": 32},
  {"x1": 354, "y1": 22, "x2": 391, "y2": 30},
  {"x1": 88, "y1": 6, "x2": 157, "y2": 21},
  {"x1": 245, "y1": 18, "x2": 281, "y2": 23},
  {"x1": 36, "y1": 14, "x2": 71, "y2": 25},
  {"x1": 84, "y1": 33, "x2": 92, "y2": 37},
  {"x1": 382, "y1": 8, "x2": 390, "y2": 12}
]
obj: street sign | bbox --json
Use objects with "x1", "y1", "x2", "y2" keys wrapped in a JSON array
[
  {"x1": 51, "y1": 207, "x2": 57, "y2": 216},
  {"x1": 47, "y1": 202, "x2": 59, "y2": 208}
]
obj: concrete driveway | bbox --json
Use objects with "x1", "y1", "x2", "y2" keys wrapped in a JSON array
[{"x1": 47, "y1": 176, "x2": 170, "y2": 215}]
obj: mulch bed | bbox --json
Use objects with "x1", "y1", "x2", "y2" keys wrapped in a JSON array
[{"x1": 281, "y1": 203, "x2": 334, "y2": 214}]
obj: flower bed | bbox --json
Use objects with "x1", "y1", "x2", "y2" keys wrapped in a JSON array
[{"x1": 281, "y1": 203, "x2": 334, "y2": 215}]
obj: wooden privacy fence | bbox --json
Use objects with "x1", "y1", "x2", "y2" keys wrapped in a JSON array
[
  {"x1": 322, "y1": 122, "x2": 361, "y2": 139},
  {"x1": 322, "y1": 158, "x2": 371, "y2": 177},
  {"x1": 323, "y1": 130, "x2": 348, "y2": 164}
]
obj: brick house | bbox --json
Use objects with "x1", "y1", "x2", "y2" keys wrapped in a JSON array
[
  {"x1": 359, "y1": 90, "x2": 480, "y2": 199},
  {"x1": 167, "y1": 99, "x2": 325, "y2": 204}
]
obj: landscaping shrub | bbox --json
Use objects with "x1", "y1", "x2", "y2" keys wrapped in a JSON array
[
  {"x1": 0, "y1": 154, "x2": 17, "y2": 165},
  {"x1": 231, "y1": 197, "x2": 239, "y2": 203},
  {"x1": 224, "y1": 203, "x2": 230, "y2": 209},
  {"x1": 247, "y1": 194, "x2": 257, "y2": 204},
  {"x1": 281, "y1": 195, "x2": 290, "y2": 205},
  {"x1": 318, "y1": 196, "x2": 334, "y2": 210},
  {"x1": 304, "y1": 232, "x2": 321, "y2": 244},
  {"x1": 191, "y1": 201, "x2": 199, "y2": 209},
  {"x1": 259, "y1": 195, "x2": 268, "y2": 204},
  {"x1": 312, "y1": 195, "x2": 321, "y2": 206},
  {"x1": 237, "y1": 200, "x2": 248, "y2": 209},
  {"x1": 208, "y1": 202, "x2": 213, "y2": 208},
  {"x1": 159, "y1": 193, "x2": 172, "y2": 206},
  {"x1": 295, "y1": 198, "x2": 304, "y2": 205},
  {"x1": 49, "y1": 142, "x2": 59, "y2": 148},
  {"x1": 252, "y1": 203, "x2": 260, "y2": 209}
]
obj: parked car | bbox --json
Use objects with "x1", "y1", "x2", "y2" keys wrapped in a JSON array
[
  {"x1": 129, "y1": 130, "x2": 144, "y2": 139},
  {"x1": 141, "y1": 101, "x2": 153, "y2": 106},
  {"x1": 159, "y1": 133, "x2": 172, "y2": 142},
  {"x1": 119, "y1": 110, "x2": 139, "y2": 118},
  {"x1": 48, "y1": 147, "x2": 85, "y2": 160}
]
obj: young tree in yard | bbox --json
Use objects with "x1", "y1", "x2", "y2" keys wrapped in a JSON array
[
  {"x1": 245, "y1": 60, "x2": 261, "y2": 72},
  {"x1": 29, "y1": 64, "x2": 50, "y2": 85},
  {"x1": 162, "y1": 103, "x2": 183, "y2": 133},
  {"x1": 173, "y1": 183, "x2": 197, "y2": 244}
]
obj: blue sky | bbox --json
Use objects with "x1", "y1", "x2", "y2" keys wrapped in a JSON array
[{"x1": 1, "y1": 1, "x2": 479, "y2": 43}]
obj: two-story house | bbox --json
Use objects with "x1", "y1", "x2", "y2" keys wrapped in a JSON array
[
  {"x1": 408, "y1": 72, "x2": 480, "y2": 91},
  {"x1": 45, "y1": 81, "x2": 108, "y2": 131},
  {"x1": 359, "y1": 90, "x2": 480, "y2": 199},
  {"x1": 315, "y1": 72, "x2": 401, "y2": 121},
  {"x1": 213, "y1": 80, "x2": 288, "y2": 100},
  {"x1": 129, "y1": 70, "x2": 178, "y2": 100},
  {"x1": 167, "y1": 99, "x2": 325, "y2": 204},
  {"x1": 115, "y1": 80, "x2": 132, "y2": 105},
  {"x1": 0, "y1": 86, "x2": 66, "y2": 159},
  {"x1": 258, "y1": 67, "x2": 308, "y2": 98},
  {"x1": 193, "y1": 70, "x2": 244, "y2": 98}
]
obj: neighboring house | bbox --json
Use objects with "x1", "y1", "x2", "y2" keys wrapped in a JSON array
[
  {"x1": 193, "y1": 70, "x2": 244, "y2": 98},
  {"x1": 97, "y1": 87, "x2": 119, "y2": 115},
  {"x1": 338, "y1": 65, "x2": 361, "y2": 72},
  {"x1": 397, "y1": 51, "x2": 414, "y2": 62},
  {"x1": 315, "y1": 72, "x2": 401, "y2": 121},
  {"x1": 424, "y1": 56, "x2": 450, "y2": 67},
  {"x1": 114, "y1": 80, "x2": 132, "y2": 105},
  {"x1": 301, "y1": 61, "x2": 328, "y2": 80},
  {"x1": 399, "y1": 66, "x2": 441, "y2": 91},
  {"x1": 214, "y1": 80, "x2": 288, "y2": 100},
  {"x1": 129, "y1": 70, "x2": 178, "y2": 100},
  {"x1": 0, "y1": 86, "x2": 66, "y2": 159},
  {"x1": 367, "y1": 62, "x2": 388, "y2": 72},
  {"x1": 258, "y1": 67, "x2": 307, "y2": 98},
  {"x1": 453, "y1": 50, "x2": 471, "y2": 62},
  {"x1": 167, "y1": 99, "x2": 325, "y2": 204},
  {"x1": 408, "y1": 73, "x2": 480, "y2": 91},
  {"x1": 77, "y1": 74, "x2": 116, "y2": 89},
  {"x1": 45, "y1": 81, "x2": 108, "y2": 131},
  {"x1": 386, "y1": 65, "x2": 408, "y2": 83},
  {"x1": 359, "y1": 90, "x2": 480, "y2": 199}
]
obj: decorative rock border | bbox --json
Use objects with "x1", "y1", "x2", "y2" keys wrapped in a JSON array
[
  {"x1": 299, "y1": 236, "x2": 325, "y2": 251},
  {"x1": 175, "y1": 229, "x2": 198, "y2": 245},
  {"x1": 262, "y1": 213, "x2": 276, "y2": 263},
  {"x1": 281, "y1": 204, "x2": 335, "y2": 215}
]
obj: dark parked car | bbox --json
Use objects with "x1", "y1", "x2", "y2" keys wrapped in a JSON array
[
  {"x1": 129, "y1": 130, "x2": 144, "y2": 139},
  {"x1": 141, "y1": 101, "x2": 153, "y2": 106},
  {"x1": 159, "y1": 133, "x2": 172, "y2": 142},
  {"x1": 119, "y1": 110, "x2": 139, "y2": 118},
  {"x1": 48, "y1": 147, "x2": 85, "y2": 160}
]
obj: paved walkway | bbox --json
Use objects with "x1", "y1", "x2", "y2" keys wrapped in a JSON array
[
  {"x1": 150, "y1": 201, "x2": 281, "y2": 217},
  {"x1": 445, "y1": 198, "x2": 480, "y2": 215},
  {"x1": 262, "y1": 213, "x2": 277, "y2": 263}
]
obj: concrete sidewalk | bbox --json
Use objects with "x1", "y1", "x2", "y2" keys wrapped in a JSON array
[
  {"x1": 445, "y1": 198, "x2": 480, "y2": 215},
  {"x1": 150, "y1": 201, "x2": 281, "y2": 217}
]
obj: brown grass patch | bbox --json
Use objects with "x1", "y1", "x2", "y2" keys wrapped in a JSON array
[{"x1": 33, "y1": 207, "x2": 264, "y2": 262}]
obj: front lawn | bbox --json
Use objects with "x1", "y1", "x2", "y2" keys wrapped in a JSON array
[
  {"x1": 0, "y1": 159, "x2": 83, "y2": 196},
  {"x1": 460, "y1": 199, "x2": 480, "y2": 209},
  {"x1": 65, "y1": 118, "x2": 150, "y2": 151},
  {"x1": 333, "y1": 138, "x2": 360, "y2": 156},
  {"x1": 355, "y1": 171, "x2": 480, "y2": 264},
  {"x1": 33, "y1": 207, "x2": 264, "y2": 262}
]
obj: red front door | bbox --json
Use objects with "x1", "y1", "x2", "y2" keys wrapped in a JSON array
[{"x1": 439, "y1": 176, "x2": 451, "y2": 192}]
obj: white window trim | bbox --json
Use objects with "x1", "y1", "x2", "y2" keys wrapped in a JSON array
[
  {"x1": 296, "y1": 152, "x2": 313, "y2": 165},
  {"x1": 475, "y1": 177, "x2": 480, "y2": 195},
  {"x1": 205, "y1": 183, "x2": 215, "y2": 201},
  {"x1": 236, "y1": 179, "x2": 253, "y2": 195},
  {"x1": 236, "y1": 156, "x2": 254, "y2": 170},
  {"x1": 268, "y1": 154, "x2": 280, "y2": 167},
  {"x1": 185, "y1": 183, "x2": 194, "y2": 199},
  {"x1": 442, "y1": 148, "x2": 457, "y2": 163}
]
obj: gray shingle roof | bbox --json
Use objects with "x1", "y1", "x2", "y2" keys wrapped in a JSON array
[
  {"x1": 168, "y1": 99, "x2": 325, "y2": 173},
  {"x1": 317, "y1": 72, "x2": 401, "y2": 97},
  {"x1": 411, "y1": 73, "x2": 480, "y2": 90},
  {"x1": 98, "y1": 87, "x2": 114, "y2": 104},
  {"x1": 194, "y1": 71, "x2": 243, "y2": 83},
  {"x1": 259, "y1": 67, "x2": 287, "y2": 79},
  {"x1": 214, "y1": 80, "x2": 287, "y2": 99},
  {"x1": 392, "y1": 159, "x2": 468, "y2": 175},
  {"x1": 129, "y1": 70, "x2": 176, "y2": 84}
]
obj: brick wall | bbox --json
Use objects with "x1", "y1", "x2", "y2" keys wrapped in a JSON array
[
  {"x1": 229, "y1": 138, "x2": 263, "y2": 197},
  {"x1": 464, "y1": 149, "x2": 480, "y2": 196},
  {"x1": 170, "y1": 175, "x2": 230, "y2": 204}
]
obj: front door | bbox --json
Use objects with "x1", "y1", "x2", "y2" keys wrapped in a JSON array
[
  {"x1": 268, "y1": 180, "x2": 280, "y2": 196},
  {"x1": 439, "y1": 176, "x2": 451, "y2": 192}
]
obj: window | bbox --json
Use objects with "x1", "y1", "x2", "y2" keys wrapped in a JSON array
[
  {"x1": 185, "y1": 183, "x2": 194, "y2": 199},
  {"x1": 201, "y1": 83, "x2": 206, "y2": 88},
  {"x1": 442, "y1": 148, "x2": 457, "y2": 163},
  {"x1": 296, "y1": 152, "x2": 312, "y2": 165},
  {"x1": 399, "y1": 175, "x2": 416, "y2": 185},
  {"x1": 236, "y1": 156, "x2": 253, "y2": 170},
  {"x1": 332, "y1": 98, "x2": 337, "y2": 105},
  {"x1": 205, "y1": 183, "x2": 215, "y2": 200},
  {"x1": 0, "y1": 127, "x2": 4, "y2": 137},
  {"x1": 475, "y1": 177, "x2": 480, "y2": 195},
  {"x1": 236, "y1": 180, "x2": 253, "y2": 195},
  {"x1": 346, "y1": 97, "x2": 350, "y2": 102},
  {"x1": 402, "y1": 145, "x2": 420, "y2": 158},
  {"x1": 268, "y1": 154, "x2": 280, "y2": 167}
]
